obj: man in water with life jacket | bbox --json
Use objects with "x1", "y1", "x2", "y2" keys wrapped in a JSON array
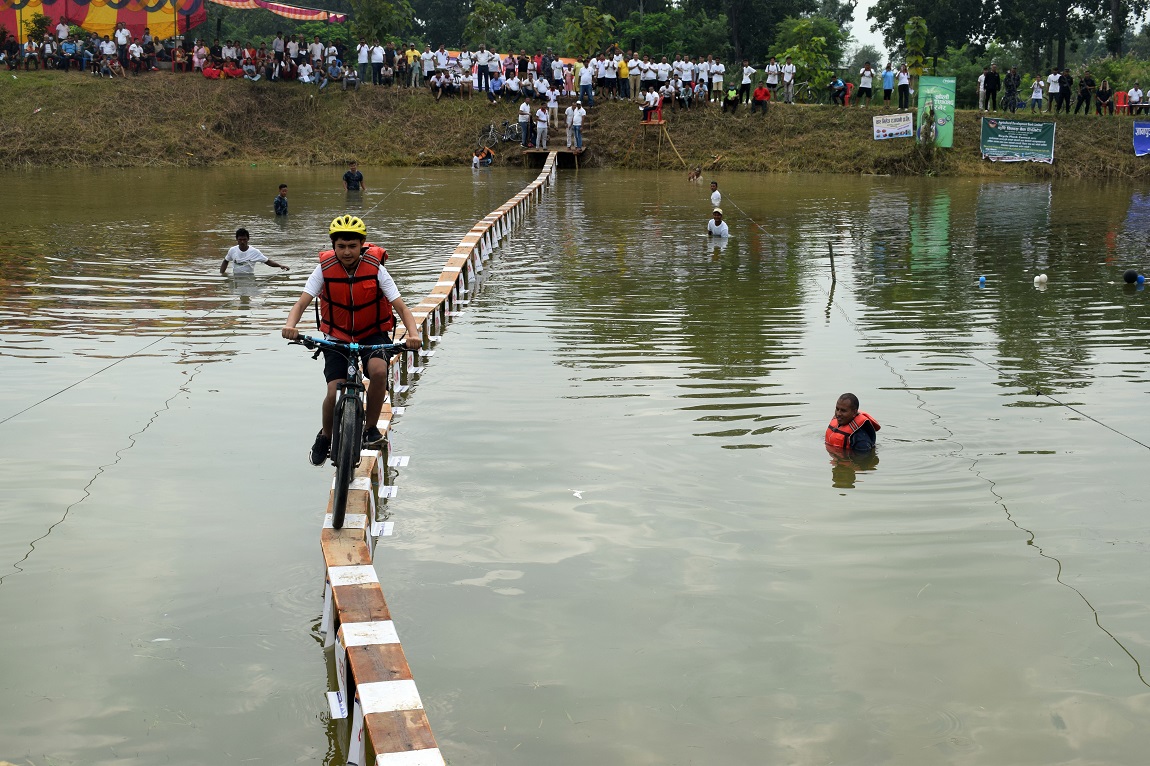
[
  {"x1": 281, "y1": 215, "x2": 422, "y2": 465},
  {"x1": 825, "y1": 392, "x2": 880, "y2": 453}
]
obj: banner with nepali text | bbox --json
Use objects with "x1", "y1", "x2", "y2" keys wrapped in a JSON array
[
  {"x1": 980, "y1": 118, "x2": 1056, "y2": 163},
  {"x1": 1134, "y1": 121, "x2": 1150, "y2": 157},
  {"x1": 916, "y1": 76, "x2": 956, "y2": 148},
  {"x1": 873, "y1": 112, "x2": 913, "y2": 140}
]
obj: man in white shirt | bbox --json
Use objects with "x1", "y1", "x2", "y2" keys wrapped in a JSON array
[
  {"x1": 858, "y1": 62, "x2": 875, "y2": 107},
  {"x1": 535, "y1": 104, "x2": 550, "y2": 148},
  {"x1": 656, "y1": 56, "x2": 671, "y2": 86},
  {"x1": 604, "y1": 55, "x2": 618, "y2": 100},
  {"x1": 220, "y1": 229, "x2": 290, "y2": 275},
  {"x1": 56, "y1": 19, "x2": 70, "y2": 42},
  {"x1": 781, "y1": 56, "x2": 796, "y2": 103},
  {"x1": 708, "y1": 208, "x2": 729, "y2": 237},
  {"x1": 434, "y1": 44, "x2": 449, "y2": 73},
  {"x1": 357, "y1": 38, "x2": 371, "y2": 82},
  {"x1": 547, "y1": 84, "x2": 559, "y2": 125},
  {"x1": 1129, "y1": 82, "x2": 1144, "y2": 112},
  {"x1": 628, "y1": 52, "x2": 642, "y2": 101},
  {"x1": 420, "y1": 45, "x2": 434, "y2": 84},
  {"x1": 740, "y1": 59, "x2": 755, "y2": 103},
  {"x1": 571, "y1": 101, "x2": 586, "y2": 149},
  {"x1": 711, "y1": 59, "x2": 725, "y2": 103},
  {"x1": 1045, "y1": 68, "x2": 1060, "y2": 113},
  {"x1": 286, "y1": 36, "x2": 300, "y2": 63},
  {"x1": 697, "y1": 56, "x2": 711, "y2": 102},
  {"x1": 564, "y1": 102, "x2": 575, "y2": 147},
  {"x1": 579, "y1": 61, "x2": 594, "y2": 105},
  {"x1": 978, "y1": 68, "x2": 988, "y2": 111},
  {"x1": 308, "y1": 37, "x2": 324, "y2": 66},
  {"x1": 127, "y1": 41, "x2": 143, "y2": 73},
  {"x1": 325, "y1": 43, "x2": 339, "y2": 65},
  {"x1": 476, "y1": 45, "x2": 492, "y2": 94},
  {"x1": 113, "y1": 22, "x2": 131, "y2": 65},
  {"x1": 765, "y1": 56, "x2": 780, "y2": 97},
  {"x1": 709, "y1": 181, "x2": 721, "y2": 207},
  {"x1": 519, "y1": 98, "x2": 532, "y2": 146},
  {"x1": 298, "y1": 60, "x2": 314, "y2": 83}
]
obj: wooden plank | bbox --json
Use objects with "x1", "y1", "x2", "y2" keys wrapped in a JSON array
[
  {"x1": 327, "y1": 488, "x2": 372, "y2": 517},
  {"x1": 348, "y1": 643, "x2": 415, "y2": 684},
  {"x1": 331, "y1": 582, "x2": 391, "y2": 624},
  {"x1": 320, "y1": 530, "x2": 371, "y2": 569},
  {"x1": 367, "y1": 711, "x2": 440, "y2": 757}
]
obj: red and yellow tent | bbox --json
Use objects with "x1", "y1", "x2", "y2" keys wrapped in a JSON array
[{"x1": 1, "y1": 0, "x2": 207, "y2": 43}]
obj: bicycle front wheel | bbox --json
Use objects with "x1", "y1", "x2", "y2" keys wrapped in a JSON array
[
  {"x1": 504, "y1": 123, "x2": 522, "y2": 143},
  {"x1": 478, "y1": 126, "x2": 497, "y2": 149},
  {"x1": 330, "y1": 397, "x2": 362, "y2": 530}
]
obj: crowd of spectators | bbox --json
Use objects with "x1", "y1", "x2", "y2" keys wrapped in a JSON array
[{"x1": 8, "y1": 17, "x2": 1150, "y2": 122}]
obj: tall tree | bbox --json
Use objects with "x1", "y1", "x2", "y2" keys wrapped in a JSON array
[
  {"x1": 564, "y1": 5, "x2": 617, "y2": 55},
  {"x1": 351, "y1": 0, "x2": 416, "y2": 42},
  {"x1": 867, "y1": 0, "x2": 985, "y2": 55},
  {"x1": 464, "y1": 0, "x2": 516, "y2": 45},
  {"x1": 410, "y1": 0, "x2": 469, "y2": 45},
  {"x1": 685, "y1": 0, "x2": 817, "y2": 61}
]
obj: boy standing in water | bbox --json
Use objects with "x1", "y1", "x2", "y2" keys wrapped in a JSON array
[
  {"x1": 274, "y1": 184, "x2": 289, "y2": 216},
  {"x1": 220, "y1": 228, "x2": 290, "y2": 275},
  {"x1": 343, "y1": 161, "x2": 366, "y2": 191}
]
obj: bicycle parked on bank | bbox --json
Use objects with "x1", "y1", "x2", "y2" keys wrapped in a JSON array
[
  {"x1": 478, "y1": 120, "x2": 523, "y2": 148},
  {"x1": 292, "y1": 335, "x2": 406, "y2": 529}
]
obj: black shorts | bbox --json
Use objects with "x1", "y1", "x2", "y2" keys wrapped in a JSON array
[
  {"x1": 322, "y1": 332, "x2": 393, "y2": 382},
  {"x1": 884, "y1": 88, "x2": 892, "y2": 99},
  {"x1": 858, "y1": 86, "x2": 872, "y2": 98}
]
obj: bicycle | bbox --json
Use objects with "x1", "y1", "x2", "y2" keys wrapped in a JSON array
[
  {"x1": 792, "y1": 81, "x2": 829, "y2": 105},
  {"x1": 477, "y1": 120, "x2": 523, "y2": 149},
  {"x1": 292, "y1": 335, "x2": 407, "y2": 529}
]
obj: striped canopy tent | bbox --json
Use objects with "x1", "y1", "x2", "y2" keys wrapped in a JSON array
[
  {"x1": 207, "y1": 0, "x2": 346, "y2": 23},
  {"x1": 1, "y1": 0, "x2": 207, "y2": 43}
]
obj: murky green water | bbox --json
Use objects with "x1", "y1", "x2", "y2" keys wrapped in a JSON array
[{"x1": 3, "y1": 167, "x2": 1150, "y2": 764}]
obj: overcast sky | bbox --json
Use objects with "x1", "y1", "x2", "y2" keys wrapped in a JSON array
[{"x1": 850, "y1": 1, "x2": 889, "y2": 57}]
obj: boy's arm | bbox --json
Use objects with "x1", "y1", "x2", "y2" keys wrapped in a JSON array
[
  {"x1": 390, "y1": 297, "x2": 422, "y2": 348},
  {"x1": 219, "y1": 258, "x2": 230, "y2": 275},
  {"x1": 282, "y1": 293, "x2": 314, "y2": 340},
  {"x1": 265, "y1": 258, "x2": 290, "y2": 271}
]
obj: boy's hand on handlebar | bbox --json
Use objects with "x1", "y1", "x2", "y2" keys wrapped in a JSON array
[
  {"x1": 282, "y1": 326, "x2": 300, "y2": 340},
  {"x1": 404, "y1": 336, "x2": 422, "y2": 349}
]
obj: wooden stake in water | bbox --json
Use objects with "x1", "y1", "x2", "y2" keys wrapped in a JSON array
[{"x1": 828, "y1": 241, "x2": 836, "y2": 280}]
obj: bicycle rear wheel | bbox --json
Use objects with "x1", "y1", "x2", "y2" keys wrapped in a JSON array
[
  {"x1": 478, "y1": 126, "x2": 498, "y2": 149},
  {"x1": 330, "y1": 397, "x2": 362, "y2": 530},
  {"x1": 504, "y1": 123, "x2": 522, "y2": 143}
]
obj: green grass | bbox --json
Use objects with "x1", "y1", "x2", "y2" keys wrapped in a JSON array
[{"x1": 1, "y1": 71, "x2": 1146, "y2": 179}]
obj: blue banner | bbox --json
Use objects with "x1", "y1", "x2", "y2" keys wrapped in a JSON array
[{"x1": 1135, "y1": 122, "x2": 1150, "y2": 157}]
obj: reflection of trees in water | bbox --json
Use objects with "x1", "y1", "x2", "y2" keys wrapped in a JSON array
[
  {"x1": 845, "y1": 181, "x2": 1150, "y2": 398},
  {"x1": 547, "y1": 180, "x2": 809, "y2": 445}
]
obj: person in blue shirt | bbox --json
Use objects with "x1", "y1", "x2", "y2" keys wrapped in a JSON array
[
  {"x1": 274, "y1": 184, "x2": 288, "y2": 216},
  {"x1": 830, "y1": 75, "x2": 846, "y2": 106},
  {"x1": 882, "y1": 63, "x2": 895, "y2": 108},
  {"x1": 58, "y1": 38, "x2": 76, "y2": 71}
]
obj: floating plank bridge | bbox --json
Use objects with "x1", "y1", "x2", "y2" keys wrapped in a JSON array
[{"x1": 317, "y1": 153, "x2": 559, "y2": 765}]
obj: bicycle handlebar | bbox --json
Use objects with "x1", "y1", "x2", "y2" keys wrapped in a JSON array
[{"x1": 291, "y1": 335, "x2": 409, "y2": 356}]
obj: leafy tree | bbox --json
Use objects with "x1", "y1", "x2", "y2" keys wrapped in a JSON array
[
  {"x1": 564, "y1": 5, "x2": 616, "y2": 57},
  {"x1": 464, "y1": 0, "x2": 515, "y2": 45},
  {"x1": 817, "y1": 0, "x2": 857, "y2": 27},
  {"x1": 410, "y1": 0, "x2": 469, "y2": 46},
  {"x1": 772, "y1": 15, "x2": 846, "y2": 68},
  {"x1": 867, "y1": 0, "x2": 984, "y2": 55},
  {"x1": 773, "y1": 17, "x2": 834, "y2": 86},
  {"x1": 685, "y1": 0, "x2": 818, "y2": 62},
  {"x1": 847, "y1": 43, "x2": 885, "y2": 74},
  {"x1": 904, "y1": 15, "x2": 926, "y2": 105},
  {"x1": 23, "y1": 13, "x2": 52, "y2": 44},
  {"x1": 350, "y1": 0, "x2": 415, "y2": 44}
]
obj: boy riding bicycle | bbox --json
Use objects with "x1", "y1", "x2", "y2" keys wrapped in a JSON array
[{"x1": 281, "y1": 215, "x2": 422, "y2": 465}]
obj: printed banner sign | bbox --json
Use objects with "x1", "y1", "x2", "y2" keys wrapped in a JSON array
[
  {"x1": 980, "y1": 118, "x2": 1056, "y2": 163},
  {"x1": 916, "y1": 76, "x2": 956, "y2": 148},
  {"x1": 873, "y1": 112, "x2": 913, "y2": 140},
  {"x1": 1134, "y1": 122, "x2": 1150, "y2": 156}
]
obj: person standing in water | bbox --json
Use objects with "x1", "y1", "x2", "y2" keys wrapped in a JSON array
[
  {"x1": 273, "y1": 184, "x2": 289, "y2": 216},
  {"x1": 220, "y1": 229, "x2": 290, "y2": 275},
  {"x1": 825, "y1": 393, "x2": 880, "y2": 452},
  {"x1": 709, "y1": 181, "x2": 721, "y2": 207},
  {"x1": 343, "y1": 161, "x2": 366, "y2": 191},
  {"x1": 708, "y1": 208, "x2": 729, "y2": 237}
]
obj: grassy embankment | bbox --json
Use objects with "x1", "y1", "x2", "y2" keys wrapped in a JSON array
[{"x1": 2, "y1": 72, "x2": 1147, "y2": 179}]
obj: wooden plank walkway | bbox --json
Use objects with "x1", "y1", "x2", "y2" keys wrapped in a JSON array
[{"x1": 317, "y1": 152, "x2": 559, "y2": 765}]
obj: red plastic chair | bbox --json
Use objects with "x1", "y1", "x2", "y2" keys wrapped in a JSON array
[
  {"x1": 845, "y1": 81, "x2": 854, "y2": 106},
  {"x1": 1115, "y1": 90, "x2": 1130, "y2": 115}
]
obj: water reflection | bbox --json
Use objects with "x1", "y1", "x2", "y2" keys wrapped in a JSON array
[{"x1": 827, "y1": 446, "x2": 881, "y2": 489}]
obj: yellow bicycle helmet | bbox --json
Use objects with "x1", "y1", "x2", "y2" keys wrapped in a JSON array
[{"x1": 329, "y1": 215, "x2": 367, "y2": 237}]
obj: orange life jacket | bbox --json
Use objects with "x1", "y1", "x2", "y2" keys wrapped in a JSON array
[
  {"x1": 315, "y1": 246, "x2": 394, "y2": 341},
  {"x1": 825, "y1": 412, "x2": 880, "y2": 451}
]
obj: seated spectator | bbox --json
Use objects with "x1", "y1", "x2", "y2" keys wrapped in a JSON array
[
  {"x1": 504, "y1": 74, "x2": 520, "y2": 100},
  {"x1": 143, "y1": 39, "x2": 157, "y2": 71},
  {"x1": 751, "y1": 82, "x2": 770, "y2": 113},
  {"x1": 693, "y1": 79, "x2": 708, "y2": 106},
  {"x1": 316, "y1": 65, "x2": 331, "y2": 90},
  {"x1": 342, "y1": 63, "x2": 360, "y2": 90},
  {"x1": 1130, "y1": 82, "x2": 1145, "y2": 114},
  {"x1": 327, "y1": 60, "x2": 342, "y2": 83},
  {"x1": 381, "y1": 62, "x2": 394, "y2": 86},
  {"x1": 242, "y1": 58, "x2": 262, "y2": 81},
  {"x1": 57, "y1": 37, "x2": 76, "y2": 71},
  {"x1": 641, "y1": 86, "x2": 660, "y2": 121},
  {"x1": 192, "y1": 41, "x2": 208, "y2": 72},
  {"x1": 830, "y1": 75, "x2": 846, "y2": 105},
  {"x1": 675, "y1": 77, "x2": 692, "y2": 109},
  {"x1": 1097, "y1": 79, "x2": 1114, "y2": 115},
  {"x1": 127, "y1": 40, "x2": 144, "y2": 74},
  {"x1": 173, "y1": 45, "x2": 188, "y2": 72},
  {"x1": 202, "y1": 62, "x2": 222, "y2": 79},
  {"x1": 107, "y1": 56, "x2": 126, "y2": 78},
  {"x1": 723, "y1": 83, "x2": 739, "y2": 113},
  {"x1": 4, "y1": 37, "x2": 20, "y2": 70},
  {"x1": 222, "y1": 61, "x2": 244, "y2": 79},
  {"x1": 297, "y1": 60, "x2": 314, "y2": 83}
]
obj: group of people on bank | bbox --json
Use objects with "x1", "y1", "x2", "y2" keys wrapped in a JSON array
[{"x1": 975, "y1": 64, "x2": 1150, "y2": 115}]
